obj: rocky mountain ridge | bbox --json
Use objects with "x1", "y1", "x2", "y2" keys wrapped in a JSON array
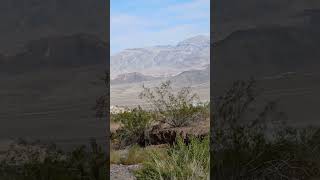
[{"x1": 110, "y1": 35, "x2": 210, "y2": 78}]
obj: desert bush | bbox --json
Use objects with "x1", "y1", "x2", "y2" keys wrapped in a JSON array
[
  {"x1": 135, "y1": 136, "x2": 210, "y2": 180},
  {"x1": 211, "y1": 79, "x2": 320, "y2": 179},
  {"x1": 139, "y1": 81, "x2": 205, "y2": 127},
  {"x1": 0, "y1": 139, "x2": 107, "y2": 180},
  {"x1": 112, "y1": 106, "x2": 153, "y2": 147}
]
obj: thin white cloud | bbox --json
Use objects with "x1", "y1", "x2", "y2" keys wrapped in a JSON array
[
  {"x1": 111, "y1": 0, "x2": 210, "y2": 54},
  {"x1": 111, "y1": 23, "x2": 208, "y2": 54}
]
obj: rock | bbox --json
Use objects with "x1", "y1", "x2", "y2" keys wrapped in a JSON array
[
  {"x1": 146, "y1": 120, "x2": 209, "y2": 145},
  {"x1": 110, "y1": 164, "x2": 141, "y2": 180}
]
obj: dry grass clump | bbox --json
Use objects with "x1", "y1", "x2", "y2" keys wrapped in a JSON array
[{"x1": 134, "y1": 136, "x2": 210, "y2": 180}]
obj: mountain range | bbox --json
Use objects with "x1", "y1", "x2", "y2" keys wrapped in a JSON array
[
  {"x1": 110, "y1": 35, "x2": 210, "y2": 79},
  {"x1": 213, "y1": 25, "x2": 320, "y2": 82},
  {"x1": 0, "y1": 34, "x2": 107, "y2": 74},
  {"x1": 0, "y1": 0, "x2": 106, "y2": 54}
]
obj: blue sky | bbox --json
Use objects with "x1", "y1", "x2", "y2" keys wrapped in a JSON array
[{"x1": 111, "y1": 0, "x2": 210, "y2": 54}]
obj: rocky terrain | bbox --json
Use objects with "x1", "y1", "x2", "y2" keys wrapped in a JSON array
[
  {"x1": 110, "y1": 164, "x2": 140, "y2": 180},
  {"x1": 110, "y1": 35, "x2": 210, "y2": 79},
  {"x1": 110, "y1": 36, "x2": 210, "y2": 107}
]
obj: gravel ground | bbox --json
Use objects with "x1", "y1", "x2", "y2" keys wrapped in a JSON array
[{"x1": 110, "y1": 164, "x2": 141, "y2": 180}]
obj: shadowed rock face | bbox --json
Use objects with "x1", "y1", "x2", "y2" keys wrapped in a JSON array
[
  {"x1": 140, "y1": 120, "x2": 209, "y2": 146},
  {"x1": 146, "y1": 126, "x2": 209, "y2": 146}
]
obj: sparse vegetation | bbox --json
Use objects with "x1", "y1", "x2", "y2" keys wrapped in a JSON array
[
  {"x1": 211, "y1": 79, "x2": 320, "y2": 179},
  {"x1": 110, "y1": 145, "x2": 168, "y2": 166},
  {"x1": 110, "y1": 81, "x2": 210, "y2": 179},
  {"x1": 112, "y1": 106, "x2": 153, "y2": 147},
  {"x1": 134, "y1": 136, "x2": 210, "y2": 180},
  {"x1": 0, "y1": 139, "x2": 107, "y2": 180},
  {"x1": 139, "y1": 80, "x2": 206, "y2": 127}
]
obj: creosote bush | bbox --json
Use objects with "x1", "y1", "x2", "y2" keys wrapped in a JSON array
[
  {"x1": 139, "y1": 81, "x2": 205, "y2": 127},
  {"x1": 112, "y1": 106, "x2": 153, "y2": 147}
]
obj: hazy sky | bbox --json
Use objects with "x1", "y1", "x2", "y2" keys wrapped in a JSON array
[{"x1": 111, "y1": 0, "x2": 210, "y2": 54}]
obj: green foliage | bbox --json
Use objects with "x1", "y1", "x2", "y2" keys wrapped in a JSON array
[
  {"x1": 135, "y1": 136, "x2": 210, "y2": 180},
  {"x1": 113, "y1": 106, "x2": 153, "y2": 147},
  {"x1": 139, "y1": 81, "x2": 205, "y2": 127}
]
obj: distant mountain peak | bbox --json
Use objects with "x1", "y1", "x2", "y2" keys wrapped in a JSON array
[
  {"x1": 177, "y1": 35, "x2": 210, "y2": 46},
  {"x1": 111, "y1": 35, "x2": 210, "y2": 78}
]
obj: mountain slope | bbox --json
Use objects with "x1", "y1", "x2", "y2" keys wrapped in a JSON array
[
  {"x1": 214, "y1": 0, "x2": 320, "y2": 41},
  {"x1": 0, "y1": 0, "x2": 106, "y2": 53},
  {"x1": 212, "y1": 23, "x2": 320, "y2": 126},
  {"x1": 110, "y1": 35, "x2": 210, "y2": 78},
  {"x1": 213, "y1": 26, "x2": 320, "y2": 81},
  {"x1": 1, "y1": 34, "x2": 107, "y2": 74},
  {"x1": 111, "y1": 72, "x2": 158, "y2": 85},
  {"x1": 170, "y1": 65, "x2": 210, "y2": 86}
]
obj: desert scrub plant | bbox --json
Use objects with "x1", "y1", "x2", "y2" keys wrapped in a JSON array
[
  {"x1": 0, "y1": 139, "x2": 107, "y2": 180},
  {"x1": 211, "y1": 79, "x2": 320, "y2": 179},
  {"x1": 139, "y1": 81, "x2": 205, "y2": 127},
  {"x1": 134, "y1": 136, "x2": 210, "y2": 180},
  {"x1": 113, "y1": 106, "x2": 153, "y2": 147}
]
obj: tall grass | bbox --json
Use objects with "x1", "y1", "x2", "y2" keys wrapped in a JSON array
[
  {"x1": 134, "y1": 136, "x2": 210, "y2": 180},
  {"x1": 110, "y1": 145, "x2": 168, "y2": 166}
]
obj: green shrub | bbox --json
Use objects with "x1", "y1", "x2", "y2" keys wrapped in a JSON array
[
  {"x1": 135, "y1": 136, "x2": 210, "y2": 180},
  {"x1": 113, "y1": 106, "x2": 153, "y2": 147},
  {"x1": 139, "y1": 81, "x2": 205, "y2": 127}
]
